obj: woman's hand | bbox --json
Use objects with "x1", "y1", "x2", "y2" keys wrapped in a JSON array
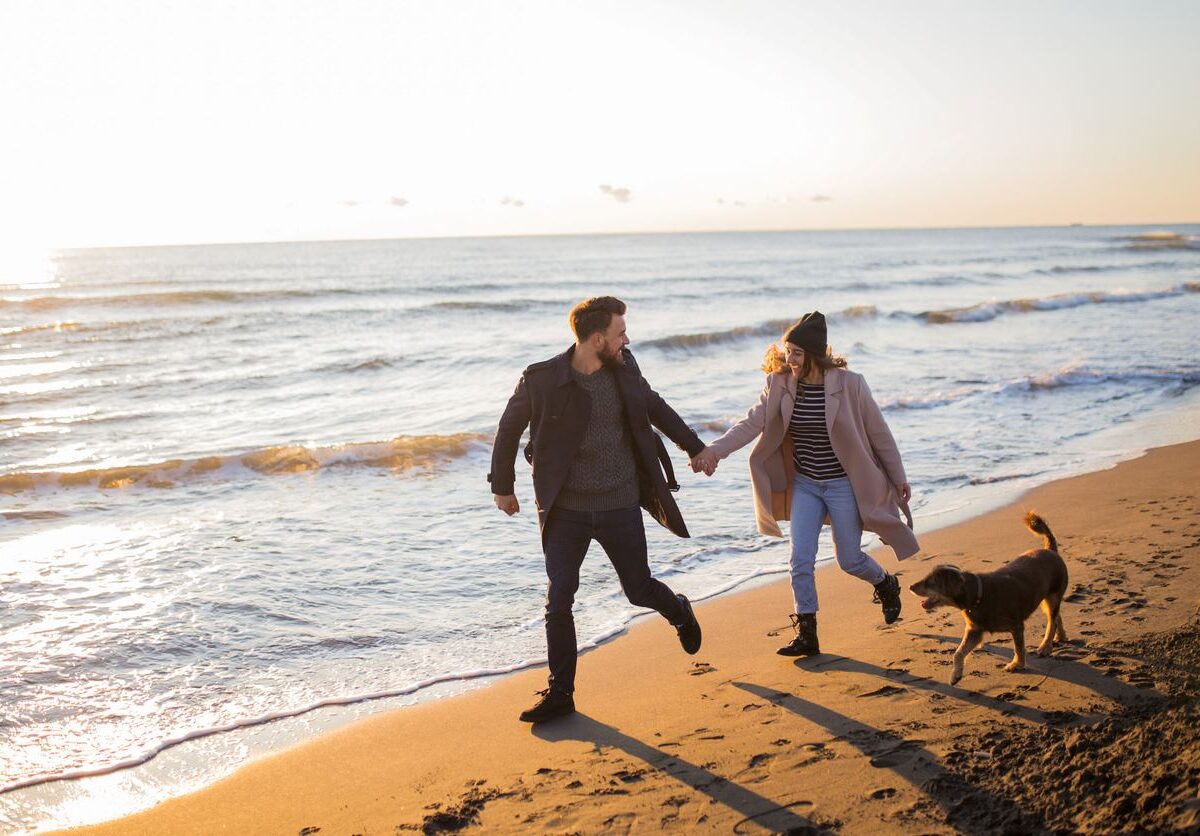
[
  {"x1": 691, "y1": 447, "x2": 719, "y2": 477},
  {"x1": 897, "y1": 483, "x2": 911, "y2": 504}
]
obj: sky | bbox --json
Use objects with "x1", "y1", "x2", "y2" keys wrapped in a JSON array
[{"x1": 0, "y1": 0, "x2": 1197, "y2": 253}]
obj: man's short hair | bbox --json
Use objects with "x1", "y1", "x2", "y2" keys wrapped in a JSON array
[{"x1": 569, "y1": 296, "x2": 626, "y2": 341}]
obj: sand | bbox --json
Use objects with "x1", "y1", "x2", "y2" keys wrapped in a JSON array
[{"x1": 57, "y1": 441, "x2": 1200, "y2": 834}]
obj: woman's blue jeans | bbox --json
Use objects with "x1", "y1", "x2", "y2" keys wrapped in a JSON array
[{"x1": 788, "y1": 474, "x2": 886, "y2": 614}]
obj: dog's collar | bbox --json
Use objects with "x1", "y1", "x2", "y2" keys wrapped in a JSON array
[{"x1": 963, "y1": 571, "x2": 984, "y2": 610}]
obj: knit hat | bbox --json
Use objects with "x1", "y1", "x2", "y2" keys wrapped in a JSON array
[{"x1": 784, "y1": 311, "x2": 827, "y2": 353}]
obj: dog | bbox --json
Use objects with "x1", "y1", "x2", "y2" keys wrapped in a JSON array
[{"x1": 908, "y1": 512, "x2": 1068, "y2": 685}]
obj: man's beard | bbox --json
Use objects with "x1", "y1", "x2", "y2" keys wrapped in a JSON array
[{"x1": 599, "y1": 342, "x2": 625, "y2": 368}]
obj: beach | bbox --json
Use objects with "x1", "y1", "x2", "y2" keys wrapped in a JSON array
[{"x1": 51, "y1": 438, "x2": 1200, "y2": 834}]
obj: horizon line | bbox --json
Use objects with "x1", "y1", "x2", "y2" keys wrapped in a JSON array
[{"x1": 60, "y1": 220, "x2": 1200, "y2": 253}]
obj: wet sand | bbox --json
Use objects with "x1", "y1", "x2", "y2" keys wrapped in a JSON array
[{"x1": 59, "y1": 440, "x2": 1200, "y2": 834}]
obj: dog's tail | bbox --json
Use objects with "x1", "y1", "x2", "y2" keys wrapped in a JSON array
[{"x1": 1024, "y1": 511, "x2": 1058, "y2": 552}]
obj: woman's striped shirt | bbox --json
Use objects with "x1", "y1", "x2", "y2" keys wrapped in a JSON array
[{"x1": 788, "y1": 383, "x2": 847, "y2": 480}]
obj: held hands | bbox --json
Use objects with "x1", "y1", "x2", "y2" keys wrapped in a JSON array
[
  {"x1": 898, "y1": 483, "x2": 911, "y2": 504},
  {"x1": 690, "y1": 447, "x2": 719, "y2": 477},
  {"x1": 494, "y1": 494, "x2": 520, "y2": 515}
]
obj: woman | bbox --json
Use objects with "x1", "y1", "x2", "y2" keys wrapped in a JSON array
[{"x1": 692, "y1": 311, "x2": 918, "y2": 656}]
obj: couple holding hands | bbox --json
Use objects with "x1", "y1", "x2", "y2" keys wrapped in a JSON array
[{"x1": 489, "y1": 296, "x2": 918, "y2": 723}]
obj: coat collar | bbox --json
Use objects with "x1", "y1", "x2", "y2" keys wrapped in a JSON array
[
  {"x1": 825, "y1": 367, "x2": 844, "y2": 429},
  {"x1": 781, "y1": 367, "x2": 846, "y2": 428},
  {"x1": 551, "y1": 344, "x2": 638, "y2": 387}
]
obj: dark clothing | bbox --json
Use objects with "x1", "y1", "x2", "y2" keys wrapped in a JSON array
[
  {"x1": 557, "y1": 366, "x2": 640, "y2": 511},
  {"x1": 489, "y1": 345, "x2": 704, "y2": 696},
  {"x1": 542, "y1": 506, "x2": 685, "y2": 693},
  {"x1": 488, "y1": 346, "x2": 705, "y2": 539}
]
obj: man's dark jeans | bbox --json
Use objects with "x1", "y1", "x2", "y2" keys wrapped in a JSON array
[{"x1": 543, "y1": 505, "x2": 684, "y2": 694}]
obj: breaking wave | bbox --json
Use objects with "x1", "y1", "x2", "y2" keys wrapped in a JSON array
[
  {"x1": 914, "y1": 283, "x2": 1199, "y2": 325},
  {"x1": 0, "y1": 433, "x2": 487, "y2": 494},
  {"x1": 1121, "y1": 231, "x2": 1199, "y2": 251},
  {"x1": 0, "y1": 321, "x2": 81, "y2": 337},
  {"x1": 0, "y1": 288, "x2": 331, "y2": 311},
  {"x1": 427, "y1": 298, "x2": 561, "y2": 313},
  {"x1": 1021, "y1": 365, "x2": 1200, "y2": 392},
  {"x1": 876, "y1": 365, "x2": 1200, "y2": 412},
  {"x1": 641, "y1": 306, "x2": 882, "y2": 351}
]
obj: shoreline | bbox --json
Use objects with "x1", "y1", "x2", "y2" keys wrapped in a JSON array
[
  {"x1": 38, "y1": 436, "x2": 1200, "y2": 834},
  {"x1": 7, "y1": 397, "x2": 1195, "y2": 830}
]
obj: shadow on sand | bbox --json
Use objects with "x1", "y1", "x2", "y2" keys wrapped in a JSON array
[
  {"x1": 534, "y1": 713, "x2": 824, "y2": 833},
  {"x1": 905, "y1": 632, "x2": 1164, "y2": 705},
  {"x1": 734, "y1": 680, "x2": 1048, "y2": 834}
]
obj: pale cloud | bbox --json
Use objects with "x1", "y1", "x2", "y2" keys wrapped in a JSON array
[
  {"x1": 812, "y1": 194, "x2": 833, "y2": 203},
  {"x1": 389, "y1": 196, "x2": 409, "y2": 207},
  {"x1": 340, "y1": 200, "x2": 360, "y2": 208},
  {"x1": 500, "y1": 196, "x2": 525, "y2": 208},
  {"x1": 599, "y1": 184, "x2": 632, "y2": 203}
]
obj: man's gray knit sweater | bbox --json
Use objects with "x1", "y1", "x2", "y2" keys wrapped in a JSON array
[{"x1": 556, "y1": 365, "x2": 641, "y2": 511}]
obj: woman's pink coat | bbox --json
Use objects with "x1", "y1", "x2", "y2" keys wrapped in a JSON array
[{"x1": 708, "y1": 367, "x2": 920, "y2": 560}]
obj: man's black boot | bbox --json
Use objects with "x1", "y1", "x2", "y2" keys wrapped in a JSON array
[
  {"x1": 777, "y1": 613, "x2": 820, "y2": 656},
  {"x1": 518, "y1": 689, "x2": 575, "y2": 723},
  {"x1": 872, "y1": 573, "x2": 902, "y2": 624},
  {"x1": 674, "y1": 594, "x2": 702, "y2": 654}
]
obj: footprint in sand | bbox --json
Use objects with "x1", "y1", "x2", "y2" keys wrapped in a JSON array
[
  {"x1": 688, "y1": 662, "x2": 717, "y2": 675},
  {"x1": 603, "y1": 812, "x2": 636, "y2": 830},
  {"x1": 870, "y1": 787, "x2": 899, "y2": 799},
  {"x1": 612, "y1": 768, "x2": 647, "y2": 784},
  {"x1": 869, "y1": 750, "x2": 914, "y2": 768},
  {"x1": 858, "y1": 685, "x2": 908, "y2": 698}
]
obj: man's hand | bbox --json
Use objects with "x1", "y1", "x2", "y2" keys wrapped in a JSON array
[
  {"x1": 898, "y1": 483, "x2": 912, "y2": 504},
  {"x1": 494, "y1": 494, "x2": 520, "y2": 515},
  {"x1": 690, "y1": 447, "x2": 719, "y2": 477}
]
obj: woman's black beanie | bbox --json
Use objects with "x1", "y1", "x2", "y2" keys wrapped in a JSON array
[{"x1": 784, "y1": 311, "x2": 827, "y2": 353}]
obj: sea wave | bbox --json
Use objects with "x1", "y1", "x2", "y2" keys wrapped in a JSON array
[
  {"x1": 879, "y1": 365, "x2": 1200, "y2": 412},
  {"x1": 0, "y1": 288, "x2": 330, "y2": 311},
  {"x1": 1021, "y1": 365, "x2": 1200, "y2": 392},
  {"x1": 427, "y1": 298, "x2": 561, "y2": 313},
  {"x1": 0, "y1": 321, "x2": 81, "y2": 337},
  {"x1": 1121, "y1": 231, "x2": 1199, "y2": 251},
  {"x1": 1038, "y1": 260, "x2": 1181, "y2": 275},
  {"x1": 0, "y1": 433, "x2": 487, "y2": 494},
  {"x1": 641, "y1": 306, "x2": 882, "y2": 351},
  {"x1": 913, "y1": 282, "x2": 1199, "y2": 325},
  {"x1": 316, "y1": 356, "x2": 402, "y2": 374}
]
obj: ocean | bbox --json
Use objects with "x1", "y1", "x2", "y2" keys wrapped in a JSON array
[{"x1": 2, "y1": 225, "x2": 1198, "y2": 830}]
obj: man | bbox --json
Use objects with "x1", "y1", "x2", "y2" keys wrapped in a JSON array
[{"x1": 489, "y1": 296, "x2": 709, "y2": 723}]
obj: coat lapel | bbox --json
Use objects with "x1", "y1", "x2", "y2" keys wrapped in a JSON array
[
  {"x1": 824, "y1": 368, "x2": 843, "y2": 433},
  {"x1": 779, "y1": 371, "x2": 797, "y2": 425}
]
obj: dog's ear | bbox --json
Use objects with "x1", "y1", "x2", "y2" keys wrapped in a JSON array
[{"x1": 937, "y1": 567, "x2": 968, "y2": 604}]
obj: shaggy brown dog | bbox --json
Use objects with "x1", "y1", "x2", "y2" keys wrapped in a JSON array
[{"x1": 909, "y1": 512, "x2": 1068, "y2": 685}]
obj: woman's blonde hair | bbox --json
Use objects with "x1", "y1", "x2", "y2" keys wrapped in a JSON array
[{"x1": 761, "y1": 342, "x2": 848, "y2": 377}]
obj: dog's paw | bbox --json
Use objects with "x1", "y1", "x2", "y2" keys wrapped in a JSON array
[
  {"x1": 1003, "y1": 661, "x2": 1025, "y2": 672},
  {"x1": 1034, "y1": 646, "x2": 1053, "y2": 657},
  {"x1": 949, "y1": 670, "x2": 962, "y2": 686}
]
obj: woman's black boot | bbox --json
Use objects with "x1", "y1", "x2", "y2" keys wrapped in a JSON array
[{"x1": 777, "y1": 613, "x2": 819, "y2": 656}]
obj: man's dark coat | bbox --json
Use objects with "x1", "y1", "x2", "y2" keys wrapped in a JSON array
[{"x1": 488, "y1": 346, "x2": 705, "y2": 539}]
